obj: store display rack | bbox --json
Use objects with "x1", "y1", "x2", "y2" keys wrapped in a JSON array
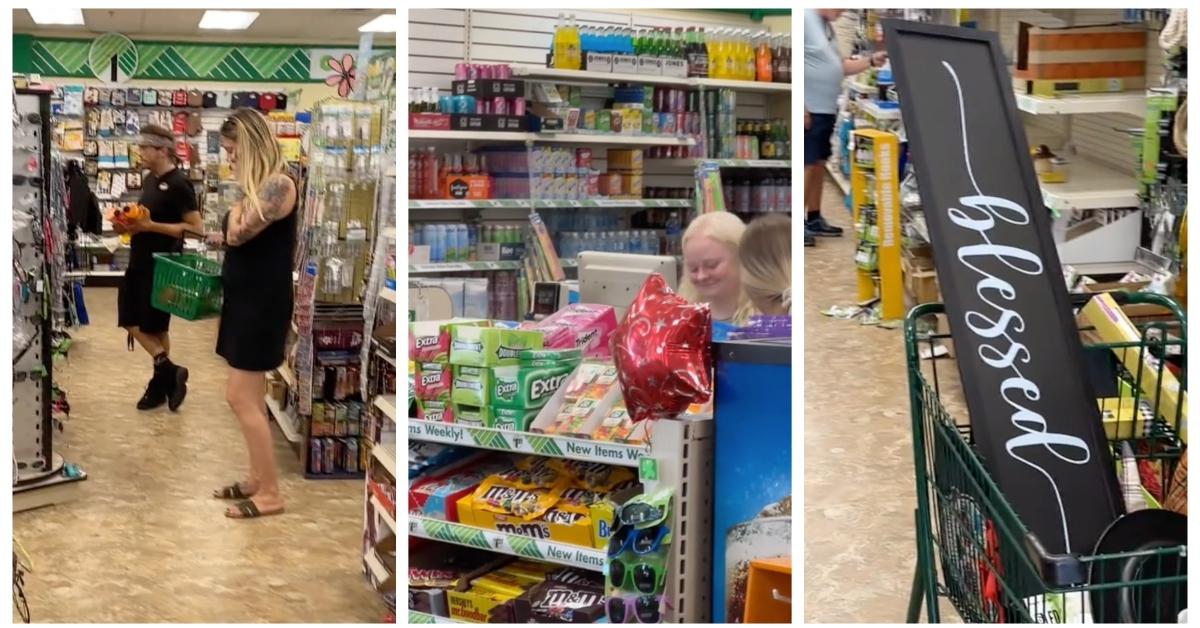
[
  {"x1": 14, "y1": 89, "x2": 87, "y2": 512},
  {"x1": 410, "y1": 198, "x2": 691, "y2": 209},
  {"x1": 409, "y1": 416, "x2": 715, "y2": 622}
]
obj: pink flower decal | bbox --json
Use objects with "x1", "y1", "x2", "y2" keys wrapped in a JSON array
[{"x1": 324, "y1": 53, "x2": 357, "y2": 98}]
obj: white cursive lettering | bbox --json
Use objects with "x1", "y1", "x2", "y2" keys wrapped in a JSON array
[{"x1": 942, "y1": 61, "x2": 1092, "y2": 552}]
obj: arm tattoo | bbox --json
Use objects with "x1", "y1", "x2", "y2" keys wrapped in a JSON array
[{"x1": 227, "y1": 175, "x2": 293, "y2": 246}]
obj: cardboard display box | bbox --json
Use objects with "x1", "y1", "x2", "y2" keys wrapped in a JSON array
[
  {"x1": 902, "y1": 255, "x2": 940, "y2": 305},
  {"x1": 1079, "y1": 293, "x2": 1187, "y2": 443},
  {"x1": 455, "y1": 484, "x2": 634, "y2": 550},
  {"x1": 1015, "y1": 22, "x2": 1146, "y2": 81},
  {"x1": 1012, "y1": 76, "x2": 1145, "y2": 97}
]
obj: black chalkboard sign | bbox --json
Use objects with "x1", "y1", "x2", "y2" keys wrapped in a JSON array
[{"x1": 882, "y1": 19, "x2": 1122, "y2": 557}]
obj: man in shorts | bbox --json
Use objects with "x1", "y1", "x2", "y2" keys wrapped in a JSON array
[
  {"x1": 115, "y1": 124, "x2": 204, "y2": 411},
  {"x1": 804, "y1": 9, "x2": 887, "y2": 247}
]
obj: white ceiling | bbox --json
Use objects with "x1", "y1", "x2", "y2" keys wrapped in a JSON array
[{"x1": 14, "y1": 9, "x2": 395, "y2": 44}]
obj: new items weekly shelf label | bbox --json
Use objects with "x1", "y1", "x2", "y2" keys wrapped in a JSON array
[
  {"x1": 409, "y1": 419, "x2": 648, "y2": 467},
  {"x1": 409, "y1": 516, "x2": 606, "y2": 571}
]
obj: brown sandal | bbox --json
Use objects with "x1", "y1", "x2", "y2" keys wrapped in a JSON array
[
  {"x1": 213, "y1": 482, "x2": 254, "y2": 500},
  {"x1": 225, "y1": 500, "x2": 284, "y2": 519}
]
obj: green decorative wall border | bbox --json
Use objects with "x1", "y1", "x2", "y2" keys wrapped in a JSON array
[{"x1": 22, "y1": 36, "x2": 393, "y2": 83}]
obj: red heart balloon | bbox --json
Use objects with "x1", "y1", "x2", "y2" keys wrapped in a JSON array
[{"x1": 612, "y1": 273, "x2": 713, "y2": 422}]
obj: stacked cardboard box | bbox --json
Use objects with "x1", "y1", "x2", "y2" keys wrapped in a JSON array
[{"x1": 1013, "y1": 22, "x2": 1147, "y2": 96}]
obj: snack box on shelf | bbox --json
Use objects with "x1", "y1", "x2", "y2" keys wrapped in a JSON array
[
  {"x1": 452, "y1": 79, "x2": 526, "y2": 98},
  {"x1": 410, "y1": 543, "x2": 514, "y2": 619},
  {"x1": 454, "y1": 483, "x2": 635, "y2": 549},
  {"x1": 410, "y1": 113, "x2": 451, "y2": 131},
  {"x1": 410, "y1": 319, "x2": 490, "y2": 363},
  {"x1": 528, "y1": 361, "x2": 623, "y2": 439},
  {"x1": 449, "y1": 325, "x2": 544, "y2": 367},
  {"x1": 477, "y1": 242, "x2": 526, "y2": 262},
  {"x1": 451, "y1": 114, "x2": 530, "y2": 133},
  {"x1": 409, "y1": 452, "x2": 508, "y2": 522}
]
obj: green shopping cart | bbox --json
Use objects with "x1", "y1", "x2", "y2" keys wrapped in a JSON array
[{"x1": 904, "y1": 292, "x2": 1187, "y2": 623}]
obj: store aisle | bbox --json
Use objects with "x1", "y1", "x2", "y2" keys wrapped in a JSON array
[
  {"x1": 13, "y1": 289, "x2": 384, "y2": 623},
  {"x1": 803, "y1": 182, "x2": 936, "y2": 623}
]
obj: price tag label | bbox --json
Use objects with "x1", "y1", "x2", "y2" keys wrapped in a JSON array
[
  {"x1": 418, "y1": 200, "x2": 474, "y2": 208},
  {"x1": 639, "y1": 458, "x2": 659, "y2": 482},
  {"x1": 595, "y1": 199, "x2": 629, "y2": 207}
]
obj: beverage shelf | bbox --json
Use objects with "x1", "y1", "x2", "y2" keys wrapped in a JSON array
[
  {"x1": 409, "y1": 129, "x2": 693, "y2": 146},
  {"x1": 511, "y1": 64, "x2": 792, "y2": 93},
  {"x1": 409, "y1": 259, "x2": 578, "y2": 274},
  {"x1": 409, "y1": 198, "x2": 691, "y2": 209}
]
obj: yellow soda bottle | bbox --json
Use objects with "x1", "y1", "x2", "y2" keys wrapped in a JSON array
[
  {"x1": 565, "y1": 14, "x2": 582, "y2": 70},
  {"x1": 707, "y1": 28, "x2": 721, "y2": 79}
]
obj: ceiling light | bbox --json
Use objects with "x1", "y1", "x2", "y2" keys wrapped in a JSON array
[
  {"x1": 198, "y1": 10, "x2": 260, "y2": 31},
  {"x1": 27, "y1": 9, "x2": 85, "y2": 26},
  {"x1": 358, "y1": 13, "x2": 398, "y2": 33}
]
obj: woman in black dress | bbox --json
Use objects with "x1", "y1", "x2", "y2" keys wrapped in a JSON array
[{"x1": 209, "y1": 108, "x2": 297, "y2": 519}]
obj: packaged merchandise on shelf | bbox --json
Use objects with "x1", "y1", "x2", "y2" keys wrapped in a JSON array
[
  {"x1": 449, "y1": 325, "x2": 545, "y2": 367},
  {"x1": 523, "y1": 304, "x2": 618, "y2": 358},
  {"x1": 409, "y1": 452, "x2": 510, "y2": 522},
  {"x1": 409, "y1": 319, "x2": 489, "y2": 363}
]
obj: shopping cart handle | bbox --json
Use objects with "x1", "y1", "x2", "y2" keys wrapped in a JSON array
[
  {"x1": 1024, "y1": 532, "x2": 1087, "y2": 587},
  {"x1": 180, "y1": 229, "x2": 206, "y2": 240},
  {"x1": 1069, "y1": 291, "x2": 1131, "y2": 308}
]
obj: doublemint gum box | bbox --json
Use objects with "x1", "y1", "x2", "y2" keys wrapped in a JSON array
[
  {"x1": 518, "y1": 348, "x2": 582, "y2": 363},
  {"x1": 453, "y1": 403, "x2": 491, "y2": 426},
  {"x1": 488, "y1": 407, "x2": 540, "y2": 431},
  {"x1": 450, "y1": 326, "x2": 544, "y2": 367},
  {"x1": 452, "y1": 365, "x2": 491, "y2": 407},
  {"x1": 410, "y1": 319, "x2": 488, "y2": 363},
  {"x1": 491, "y1": 363, "x2": 576, "y2": 411}
]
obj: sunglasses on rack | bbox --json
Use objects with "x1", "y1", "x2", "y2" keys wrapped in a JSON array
[
  {"x1": 610, "y1": 556, "x2": 666, "y2": 594},
  {"x1": 619, "y1": 500, "x2": 668, "y2": 528},
  {"x1": 606, "y1": 594, "x2": 663, "y2": 624},
  {"x1": 13, "y1": 175, "x2": 42, "y2": 187},
  {"x1": 607, "y1": 524, "x2": 669, "y2": 557}
]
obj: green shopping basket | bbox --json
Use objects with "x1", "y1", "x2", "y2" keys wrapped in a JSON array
[
  {"x1": 151, "y1": 252, "x2": 223, "y2": 321},
  {"x1": 904, "y1": 291, "x2": 1187, "y2": 623}
]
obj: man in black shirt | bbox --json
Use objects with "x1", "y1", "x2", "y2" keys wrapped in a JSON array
[{"x1": 115, "y1": 124, "x2": 204, "y2": 411}]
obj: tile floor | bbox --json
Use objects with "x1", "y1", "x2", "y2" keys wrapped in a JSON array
[
  {"x1": 13, "y1": 288, "x2": 387, "y2": 623},
  {"x1": 803, "y1": 179, "x2": 960, "y2": 623}
]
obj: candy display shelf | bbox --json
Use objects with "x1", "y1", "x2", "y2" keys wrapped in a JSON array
[
  {"x1": 372, "y1": 442, "x2": 397, "y2": 478},
  {"x1": 409, "y1": 515, "x2": 607, "y2": 571},
  {"x1": 409, "y1": 129, "x2": 694, "y2": 146},
  {"x1": 371, "y1": 494, "x2": 397, "y2": 533},
  {"x1": 409, "y1": 198, "x2": 692, "y2": 209},
  {"x1": 1039, "y1": 158, "x2": 1139, "y2": 211},
  {"x1": 264, "y1": 395, "x2": 302, "y2": 444},
  {"x1": 373, "y1": 394, "x2": 397, "y2": 424},
  {"x1": 408, "y1": 418, "x2": 649, "y2": 467},
  {"x1": 1015, "y1": 91, "x2": 1146, "y2": 117},
  {"x1": 409, "y1": 259, "x2": 578, "y2": 274},
  {"x1": 409, "y1": 610, "x2": 467, "y2": 624}
]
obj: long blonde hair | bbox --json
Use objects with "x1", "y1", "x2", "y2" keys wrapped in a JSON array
[
  {"x1": 221, "y1": 108, "x2": 287, "y2": 219},
  {"x1": 740, "y1": 214, "x2": 792, "y2": 315},
  {"x1": 678, "y1": 211, "x2": 754, "y2": 324}
]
